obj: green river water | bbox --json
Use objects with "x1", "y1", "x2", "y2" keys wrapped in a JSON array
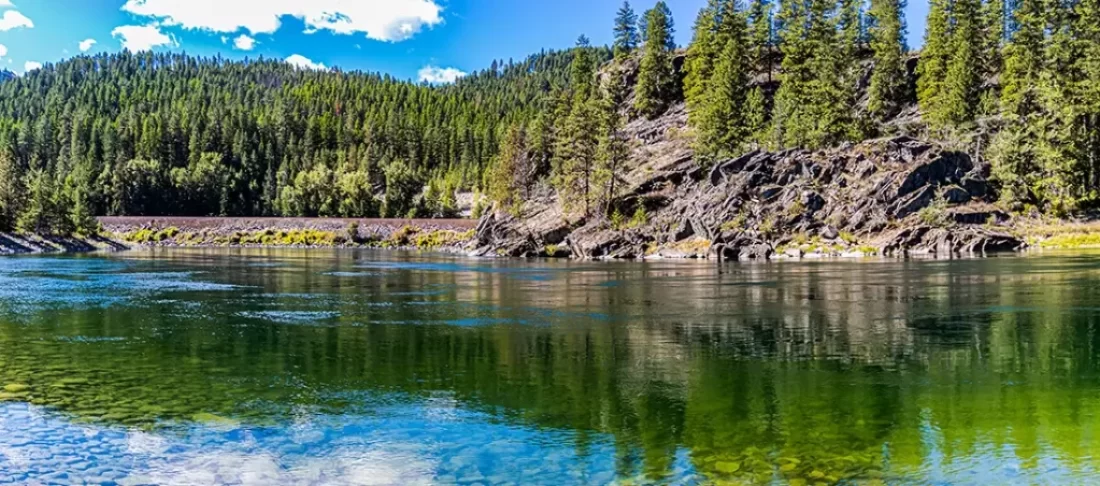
[{"x1": 0, "y1": 248, "x2": 1099, "y2": 485}]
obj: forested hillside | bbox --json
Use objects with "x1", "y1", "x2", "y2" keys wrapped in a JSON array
[
  {"x1": 0, "y1": 47, "x2": 608, "y2": 234},
  {"x1": 0, "y1": 0, "x2": 1098, "y2": 240},
  {"x1": 485, "y1": 0, "x2": 1100, "y2": 224}
]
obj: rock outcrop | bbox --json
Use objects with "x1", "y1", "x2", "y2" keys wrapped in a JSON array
[{"x1": 475, "y1": 135, "x2": 1026, "y2": 260}]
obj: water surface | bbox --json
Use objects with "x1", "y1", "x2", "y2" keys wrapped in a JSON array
[{"x1": 1, "y1": 248, "x2": 1099, "y2": 485}]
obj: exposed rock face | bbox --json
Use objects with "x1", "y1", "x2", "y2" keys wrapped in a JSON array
[{"x1": 475, "y1": 134, "x2": 1025, "y2": 260}]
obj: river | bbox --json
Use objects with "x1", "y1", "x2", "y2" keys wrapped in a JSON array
[{"x1": 0, "y1": 248, "x2": 1098, "y2": 485}]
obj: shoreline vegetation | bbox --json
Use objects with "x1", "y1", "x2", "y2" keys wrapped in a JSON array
[
  {"x1": 105, "y1": 217, "x2": 477, "y2": 253},
  {"x1": 4, "y1": 215, "x2": 1100, "y2": 258}
]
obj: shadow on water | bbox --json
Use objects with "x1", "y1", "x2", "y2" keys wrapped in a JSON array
[{"x1": 3, "y1": 248, "x2": 1100, "y2": 483}]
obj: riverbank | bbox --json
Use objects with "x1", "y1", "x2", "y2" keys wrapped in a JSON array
[
  {"x1": 2, "y1": 212, "x2": 1099, "y2": 258},
  {"x1": 102, "y1": 217, "x2": 477, "y2": 252},
  {"x1": 0, "y1": 232, "x2": 129, "y2": 255}
]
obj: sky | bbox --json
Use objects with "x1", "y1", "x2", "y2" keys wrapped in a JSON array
[{"x1": 0, "y1": 0, "x2": 932, "y2": 82}]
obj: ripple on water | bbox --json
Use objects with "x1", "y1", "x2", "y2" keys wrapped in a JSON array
[
  {"x1": 322, "y1": 271, "x2": 383, "y2": 278},
  {"x1": 237, "y1": 311, "x2": 342, "y2": 324}
]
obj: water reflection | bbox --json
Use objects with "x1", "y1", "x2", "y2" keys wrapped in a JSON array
[{"x1": 2, "y1": 249, "x2": 1100, "y2": 484}]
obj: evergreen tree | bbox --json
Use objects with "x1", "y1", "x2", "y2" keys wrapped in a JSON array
[
  {"x1": 838, "y1": 0, "x2": 865, "y2": 59},
  {"x1": 16, "y1": 170, "x2": 59, "y2": 235},
  {"x1": 526, "y1": 110, "x2": 556, "y2": 185},
  {"x1": 1077, "y1": 0, "x2": 1100, "y2": 191},
  {"x1": 980, "y1": 0, "x2": 1006, "y2": 79},
  {"x1": 941, "y1": 0, "x2": 982, "y2": 126},
  {"x1": 488, "y1": 124, "x2": 529, "y2": 214},
  {"x1": 917, "y1": 0, "x2": 951, "y2": 127},
  {"x1": 1000, "y1": 0, "x2": 1044, "y2": 116},
  {"x1": 571, "y1": 36, "x2": 597, "y2": 102},
  {"x1": 0, "y1": 151, "x2": 22, "y2": 231},
  {"x1": 555, "y1": 36, "x2": 602, "y2": 216},
  {"x1": 744, "y1": 87, "x2": 769, "y2": 145},
  {"x1": 773, "y1": 0, "x2": 854, "y2": 148},
  {"x1": 684, "y1": 0, "x2": 722, "y2": 124},
  {"x1": 696, "y1": 1, "x2": 753, "y2": 160},
  {"x1": 990, "y1": 0, "x2": 1082, "y2": 210},
  {"x1": 634, "y1": 1, "x2": 677, "y2": 118},
  {"x1": 554, "y1": 99, "x2": 600, "y2": 215},
  {"x1": 613, "y1": 1, "x2": 641, "y2": 58},
  {"x1": 594, "y1": 68, "x2": 632, "y2": 216},
  {"x1": 747, "y1": 0, "x2": 774, "y2": 81},
  {"x1": 65, "y1": 165, "x2": 99, "y2": 235},
  {"x1": 867, "y1": 0, "x2": 908, "y2": 122}
]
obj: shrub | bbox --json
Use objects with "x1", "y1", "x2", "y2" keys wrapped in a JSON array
[
  {"x1": 628, "y1": 207, "x2": 648, "y2": 228},
  {"x1": 346, "y1": 222, "x2": 361, "y2": 243},
  {"x1": 610, "y1": 210, "x2": 626, "y2": 230},
  {"x1": 759, "y1": 217, "x2": 776, "y2": 236},
  {"x1": 918, "y1": 200, "x2": 951, "y2": 227}
]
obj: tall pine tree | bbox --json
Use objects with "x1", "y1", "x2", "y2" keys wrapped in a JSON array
[
  {"x1": 747, "y1": 0, "x2": 774, "y2": 81},
  {"x1": 917, "y1": 0, "x2": 951, "y2": 127},
  {"x1": 554, "y1": 38, "x2": 602, "y2": 216},
  {"x1": 613, "y1": 1, "x2": 641, "y2": 58},
  {"x1": 488, "y1": 124, "x2": 529, "y2": 214},
  {"x1": 1078, "y1": 0, "x2": 1100, "y2": 190},
  {"x1": 696, "y1": 0, "x2": 753, "y2": 160},
  {"x1": 773, "y1": 0, "x2": 854, "y2": 148},
  {"x1": 867, "y1": 0, "x2": 908, "y2": 122},
  {"x1": 684, "y1": 0, "x2": 722, "y2": 125},
  {"x1": 941, "y1": 0, "x2": 982, "y2": 126},
  {"x1": 0, "y1": 151, "x2": 22, "y2": 231},
  {"x1": 634, "y1": 1, "x2": 677, "y2": 118},
  {"x1": 594, "y1": 68, "x2": 632, "y2": 216}
]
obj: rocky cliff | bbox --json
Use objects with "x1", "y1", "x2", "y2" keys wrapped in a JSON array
[{"x1": 473, "y1": 104, "x2": 1025, "y2": 260}]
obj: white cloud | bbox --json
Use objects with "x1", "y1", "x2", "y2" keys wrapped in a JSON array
[
  {"x1": 0, "y1": 10, "x2": 32, "y2": 31},
  {"x1": 417, "y1": 65, "x2": 465, "y2": 84},
  {"x1": 120, "y1": 0, "x2": 442, "y2": 42},
  {"x1": 79, "y1": 38, "x2": 97, "y2": 52},
  {"x1": 285, "y1": 54, "x2": 325, "y2": 70},
  {"x1": 112, "y1": 25, "x2": 175, "y2": 52},
  {"x1": 233, "y1": 34, "x2": 255, "y2": 51},
  {"x1": 0, "y1": 0, "x2": 12, "y2": 7},
  {"x1": 0, "y1": 44, "x2": 6, "y2": 59},
  {"x1": 23, "y1": 61, "x2": 40, "y2": 72}
]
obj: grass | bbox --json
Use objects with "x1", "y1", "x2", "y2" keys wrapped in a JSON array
[
  {"x1": 1036, "y1": 233, "x2": 1100, "y2": 249},
  {"x1": 411, "y1": 229, "x2": 475, "y2": 250},
  {"x1": 759, "y1": 217, "x2": 777, "y2": 237},
  {"x1": 664, "y1": 237, "x2": 713, "y2": 256},
  {"x1": 120, "y1": 227, "x2": 181, "y2": 244},
  {"x1": 855, "y1": 245, "x2": 880, "y2": 256},
  {"x1": 1014, "y1": 219, "x2": 1100, "y2": 249},
  {"x1": 775, "y1": 233, "x2": 867, "y2": 257},
  {"x1": 118, "y1": 225, "x2": 475, "y2": 250},
  {"x1": 720, "y1": 210, "x2": 750, "y2": 233}
]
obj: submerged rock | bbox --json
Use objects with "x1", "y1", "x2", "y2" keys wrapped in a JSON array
[{"x1": 3, "y1": 383, "x2": 29, "y2": 393}]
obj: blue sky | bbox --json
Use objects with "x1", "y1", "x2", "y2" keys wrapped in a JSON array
[{"x1": 0, "y1": 0, "x2": 931, "y2": 81}]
